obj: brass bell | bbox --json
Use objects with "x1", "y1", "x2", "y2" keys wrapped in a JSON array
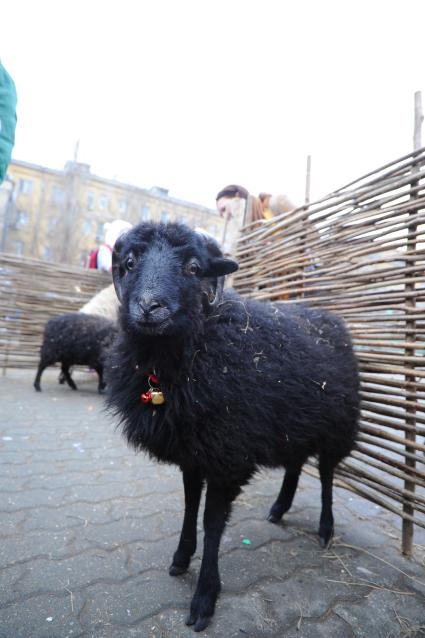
[{"x1": 151, "y1": 390, "x2": 165, "y2": 405}]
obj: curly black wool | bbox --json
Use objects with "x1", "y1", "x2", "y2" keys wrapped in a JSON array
[{"x1": 105, "y1": 222, "x2": 360, "y2": 631}]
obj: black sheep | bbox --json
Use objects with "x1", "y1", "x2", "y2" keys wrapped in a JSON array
[
  {"x1": 106, "y1": 222, "x2": 360, "y2": 632},
  {"x1": 34, "y1": 312, "x2": 117, "y2": 393}
]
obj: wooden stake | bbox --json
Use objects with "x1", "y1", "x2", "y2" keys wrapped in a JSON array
[
  {"x1": 402, "y1": 90, "x2": 422, "y2": 556},
  {"x1": 305, "y1": 155, "x2": 311, "y2": 205}
]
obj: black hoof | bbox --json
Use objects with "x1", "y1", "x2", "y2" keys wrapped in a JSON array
[
  {"x1": 319, "y1": 536, "x2": 333, "y2": 549},
  {"x1": 187, "y1": 584, "x2": 219, "y2": 632},
  {"x1": 169, "y1": 564, "x2": 187, "y2": 576},
  {"x1": 318, "y1": 525, "x2": 334, "y2": 549},
  {"x1": 186, "y1": 613, "x2": 211, "y2": 632},
  {"x1": 267, "y1": 513, "x2": 281, "y2": 523},
  {"x1": 267, "y1": 502, "x2": 284, "y2": 523}
]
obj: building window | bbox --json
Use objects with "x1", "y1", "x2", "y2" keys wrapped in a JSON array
[
  {"x1": 141, "y1": 205, "x2": 150, "y2": 221},
  {"x1": 18, "y1": 179, "x2": 33, "y2": 195},
  {"x1": 47, "y1": 217, "x2": 57, "y2": 233},
  {"x1": 82, "y1": 220, "x2": 93, "y2": 236},
  {"x1": 11, "y1": 240, "x2": 24, "y2": 256},
  {"x1": 87, "y1": 192, "x2": 95, "y2": 210},
  {"x1": 13, "y1": 210, "x2": 29, "y2": 229},
  {"x1": 161, "y1": 210, "x2": 170, "y2": 223},
  {"x1": 96, "y1": 222, "x2": 105, "y2": 242},
  {"x1": 43, "y1": 246, "x2": 52, "y2": 261},
  {"x1": 99, "y1": 194, "x2": 109, "y2": 210},
  {"x1": 51, "y1": 185, "x2": 66, "y2": 205},
  {"x1": 118, "y1": 198, "x2": 128, "y2": 214}
]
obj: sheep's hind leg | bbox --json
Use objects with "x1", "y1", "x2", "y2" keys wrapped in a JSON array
[
  {"x1": 61, "y1": 365, "x2": 77, "y2": 390},
  {"x1": 267, "y1": 466, "x2": 301, "y2": 523},
  {"x1": 318, "y1": 454, "x2": 335, "y2": 548},
  {"x1": 34, "y1": 361, "x2": 49, "y2": 392},
  {"x1": 170, "y1": 468, "x2": 204, "y2": 576},
  {"x1": 186, "y1": 481, "x2": 240, "y2": 632}
]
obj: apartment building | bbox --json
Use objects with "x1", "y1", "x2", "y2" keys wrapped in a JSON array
[{"x1": 0, "y1": 159, "x2": 223, "y2": 266}]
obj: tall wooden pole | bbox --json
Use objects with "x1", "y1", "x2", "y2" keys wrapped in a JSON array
[
  {"x1": 305, "y1": 155, "x2": 311, "y2": 205},
  {"x1": 402, "y1": 91, "x2": 422, "y2": 555}
]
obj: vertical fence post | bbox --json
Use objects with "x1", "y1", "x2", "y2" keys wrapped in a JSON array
[
  {"x1": 402, "y1": 91, "x2": 422, "y2": 555},
  {"x1": 305, "y1": 155, "x2": 311, "y2": 205}
]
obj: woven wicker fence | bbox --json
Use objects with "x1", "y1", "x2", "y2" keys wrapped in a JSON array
[
  {"x1": 1, "y1": 150, "x2": 425, "y2": 554},
  {"x1": 0, "y1": 254, "x2": 110, "y2": 369},
  {"x1": 234, "y1": 148, "x2": 425, "y2": 554}
]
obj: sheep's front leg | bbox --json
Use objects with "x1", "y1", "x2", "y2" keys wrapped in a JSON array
[
  {"x1": 186, "y1": 482, "x2": 239, "y2": 632},
  {"x1": 170, "y1": 468, "x2": 204, "y2": 576}
]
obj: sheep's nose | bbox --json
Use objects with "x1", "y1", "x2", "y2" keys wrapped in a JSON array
[{"x1": 138, "y1": 296, "x2": 163, "y2": 316}]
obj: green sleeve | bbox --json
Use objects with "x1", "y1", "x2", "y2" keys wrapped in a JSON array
[{"x1": 0, "y1": 63, "x2": 17, "y2": 183}]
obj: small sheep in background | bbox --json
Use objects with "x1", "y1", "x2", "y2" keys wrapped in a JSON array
[
  {"x1": 106, "y1": 222, "x2": 360, "y2": 632},
  {"x1": 34, "y1": 313, "x2": 117, "y2": 393}
]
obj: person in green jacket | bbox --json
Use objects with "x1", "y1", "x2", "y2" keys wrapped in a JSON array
[{"x1": 0, "y1": 61, "x2": 17, "y2": 183}]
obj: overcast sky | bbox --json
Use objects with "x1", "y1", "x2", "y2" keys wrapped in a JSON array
[{"x1": 2, "y1": 0, "x2": 425, "y2": 208}]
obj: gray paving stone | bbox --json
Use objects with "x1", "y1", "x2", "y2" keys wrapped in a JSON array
[
  {"x1": 73, "y1": 514, "x2": 180, "y2": 554},
  {"x1": 0, "y1": 593, "x2": 83, "y2": 638},
  {"x1": 0, "y1": 564, "x2": 28, "y2": 607},
  {"x1": 3, "y1": 487, "x2": 73, "y2": 512},
  {"x1": 283, "y1": 612, "x2": 356, "y2": 638},
  {"x1": 77, "y1": 571, "x2": 190, "y2": 630},
  {"x1": 334, "y1": 588, "x2": 425, "y2": 638},
  {"x1": 0, "y1": 529, "x2": 76, "y2": 569},
  {"x1": 83, "y1": 625, "x2": 166, "y2": 638},
  {"x1": 0, "y1": 450, "x2": 32, "y2": 463},
  {"x1": 220, "y1": 540, "x2": 310, "y2": 592},
  {"x1": 1, "y1": 369, "x2": 424, "y2": 638},
  {"x1": 10, "y1": 547, "x2": 129, "y2": 603},
  {"x1": 109, "y1": 492, "x2": 184, "y2": 520},
  {"x1": 0, "y1": 510, "x2": 27, "y2": 537},
  {"x1": 258, "y1": 566, "x2": 369, "y2": 626},
  {"x1": 21, "y1": 501, "x2": 113, "y2": 532},
  {"x1": 211, "y1": 589, "x2": 280, "y2": 636},
  {"x1": 0, "y1": 476, "x2": 30, "y2": 492}
]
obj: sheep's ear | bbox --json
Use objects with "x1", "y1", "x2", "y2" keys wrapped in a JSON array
[
  {"x1": 204, "y1": 257, "x2": 239, "y2": 278},
  {"x1": 112, "y1": 247, "x2": 124, "y2": 303}
]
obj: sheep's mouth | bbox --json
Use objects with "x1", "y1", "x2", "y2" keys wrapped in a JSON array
[
  {"x1": 127, "y1": 303, "x2": 174, "y2": 335},
  {"x1": 136, "y1": 317, "x2": 173, "y2": 335}
]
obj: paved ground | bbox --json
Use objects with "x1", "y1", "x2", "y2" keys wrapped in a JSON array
[{"x1": 0, "y1": 368, "x2": 424, "y2": 638}]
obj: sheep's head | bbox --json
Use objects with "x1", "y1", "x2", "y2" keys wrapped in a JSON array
[{"x1": 112, "y1": 223, "x2": 238, "y2": 337}]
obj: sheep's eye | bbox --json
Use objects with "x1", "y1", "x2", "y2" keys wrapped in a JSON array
[
  {"x1": 186, "y1": 261, "x2": 200, "y2": 276},
  {"x1": 125, "y1": 256, "x2": 135, "y2": 271}
]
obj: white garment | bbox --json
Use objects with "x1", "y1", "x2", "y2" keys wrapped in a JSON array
[
  {"x1": 96, "y1": 245, "x2": 113, "y2": 272},
  {"x1": 216, "y1": 196, "x2": 246, "y2": 255},
  {"x1": 97, "y1": 219, "x2": 132, "y2": 272},
  {"x1": 104, "y1": 219, "x2": 132, "y2": 249}
]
